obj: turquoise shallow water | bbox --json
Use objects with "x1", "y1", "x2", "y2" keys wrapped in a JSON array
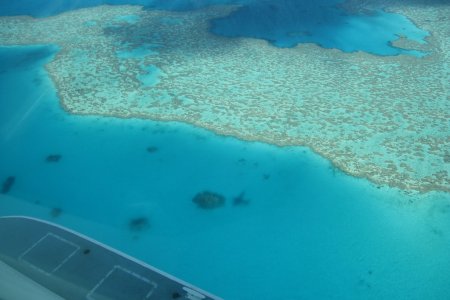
[{"x1": 1, "y1": 44, "x2": 450, "y2": 299}]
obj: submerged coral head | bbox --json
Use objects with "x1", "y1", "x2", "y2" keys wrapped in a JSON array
[
  {"x1": 1, "y1": 176, "x2": 15, "y2": 194},
  {"x1": 51, "y1": 207, "x2": 62, "y2": 218},
  {"x1": 146, "y1": 146, "x2": 159, "y2": 153},
  {"x1": 129, "y1": 217, "x2": 150, "y2": 231},
  {"x1": 192, "y1": 191, "x2": 225, "y2": 209},
  {"x1": 233, "y1": 191, "x2": 250, "y2": 206},
  {"x1": 46, "y1": 154, "x2": 62, "y2": 162}
]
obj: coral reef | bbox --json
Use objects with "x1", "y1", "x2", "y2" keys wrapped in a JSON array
[
  {"x1": 192, "y1": 191, "x2": 225, "y2": 209},
  {"x1": 0, "y1": 4, "x2": 448, "y2": 192}
]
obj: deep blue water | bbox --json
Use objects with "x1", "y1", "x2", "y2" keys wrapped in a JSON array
[
  {"x1": 210, "y1": 0, "x2": 428, "y2": 55},
  {"x1": 1, "y1": 44, "x2": 450, "y2": 299},
  {"x1": 0, "y1": 0, "x2": 429, "y2": 56}
]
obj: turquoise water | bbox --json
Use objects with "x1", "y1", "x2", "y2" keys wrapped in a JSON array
[
  {"x1": 1, "y1": 1, "x2": 450, "y2": 299},
  {"x1": 1, "y1": 44, "x2": 450, "y2": 299}
]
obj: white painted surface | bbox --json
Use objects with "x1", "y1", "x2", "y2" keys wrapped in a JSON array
[{"x1": 0, "y1": 260, "x2": 64, "y2": 300}]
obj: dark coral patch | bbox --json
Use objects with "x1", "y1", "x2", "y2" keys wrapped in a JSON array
[
  {"x1": 192, "y1": 191, "x2": 225, "y2": 209},
  {"x1": 237, "y1": 158, "x2": 246, "y2": 164},
  {"x1": 146, "y1": 146, "x2": 159, "y2": 153},
  {"x1": 233, "y1": 191, "x2": 250, "y2": 206},
  {"x1": 129, "y1": 217, "x2": 150, "y2": 231},
  {"x1": 46, "y1": 154, "x2": 62, "y2": 162},
  {"x1": 1, "y1": 176, "x2": 15, "y2": 194},
  {"x1": 51, "y1": 207, "x2": 62, "y2": 218}
]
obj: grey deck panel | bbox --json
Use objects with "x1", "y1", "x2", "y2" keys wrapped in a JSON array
[{"x1": 0, "y1": 216, "x2": 222, "y2": 300}]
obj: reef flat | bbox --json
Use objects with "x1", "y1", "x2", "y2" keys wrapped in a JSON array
[{"x1": 0, "y1": 3, "x2": 448, "y2": 192}]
